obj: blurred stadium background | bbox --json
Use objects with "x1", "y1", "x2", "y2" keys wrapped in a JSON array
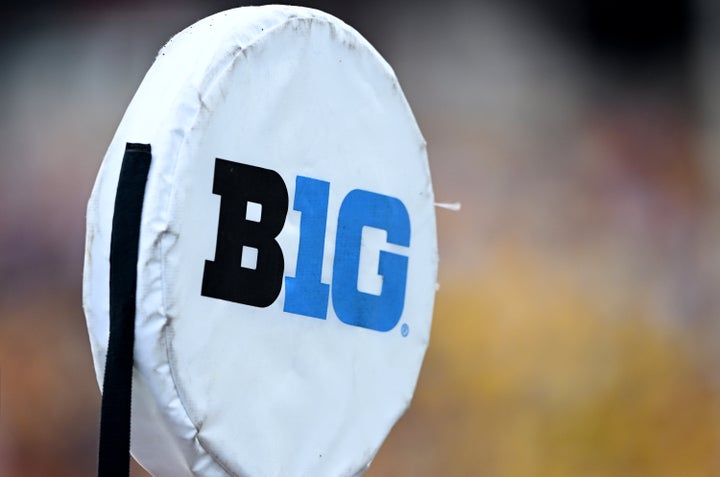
[{"x1": 1, "y1": 0, "x2": 719, "y2": 475}]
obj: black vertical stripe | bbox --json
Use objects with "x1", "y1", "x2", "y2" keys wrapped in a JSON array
[{"x1": 98, "y1": 142, "x2": 152, "y2": 477}]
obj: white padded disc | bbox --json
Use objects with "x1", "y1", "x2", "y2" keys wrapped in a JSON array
[{"x1": 84, "y1": 6, "x2": 437, "y2": 477}]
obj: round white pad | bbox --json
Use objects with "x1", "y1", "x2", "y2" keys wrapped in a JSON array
[{"x1": 84, "y1": 6, "x2": 437, "y2": 477}]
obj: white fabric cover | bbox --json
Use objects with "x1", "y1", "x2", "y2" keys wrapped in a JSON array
[{"x1": 84, "y1": 6, "x2": 437, "y2": 476}]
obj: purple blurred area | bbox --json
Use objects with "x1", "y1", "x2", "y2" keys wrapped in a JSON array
[{"x1": 1, "y1": 1, "x2": 719, "y2": 476}]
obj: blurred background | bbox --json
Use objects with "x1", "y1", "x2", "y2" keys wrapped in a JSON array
[{"x1": 1, "y1": 0, "x2": 719, "y2": 475}]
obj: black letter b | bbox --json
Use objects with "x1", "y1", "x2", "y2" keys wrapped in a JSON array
[{"x1": 202, "y1": 159, "x2": 288, "y2": 307}]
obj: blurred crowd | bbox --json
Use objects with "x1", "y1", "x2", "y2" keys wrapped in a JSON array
[{"x1": 1, "y1": 1, "x2": 719, "y2": 476}]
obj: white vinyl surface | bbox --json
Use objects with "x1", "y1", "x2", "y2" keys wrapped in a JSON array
[{"x1": 84, "y1": 6, "x2": 437, "y2": 476}]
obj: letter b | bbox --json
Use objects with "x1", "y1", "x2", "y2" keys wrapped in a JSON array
[{"x1": 201, "y1": 159, "x2": 288, "y2": 307}]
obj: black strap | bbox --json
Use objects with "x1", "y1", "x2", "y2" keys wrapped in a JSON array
[{"x1": 98, "y1": 143, "x2": 152, "y2": 477}]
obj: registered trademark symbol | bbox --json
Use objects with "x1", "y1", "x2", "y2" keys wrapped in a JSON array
[{"x1": 401, "y1": 323, "x2": 409, "y2": 337}]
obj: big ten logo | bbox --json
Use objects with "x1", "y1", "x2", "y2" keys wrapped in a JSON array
[{"x1": 201, "y1": 158, "x2": 411, "y2": 332}]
